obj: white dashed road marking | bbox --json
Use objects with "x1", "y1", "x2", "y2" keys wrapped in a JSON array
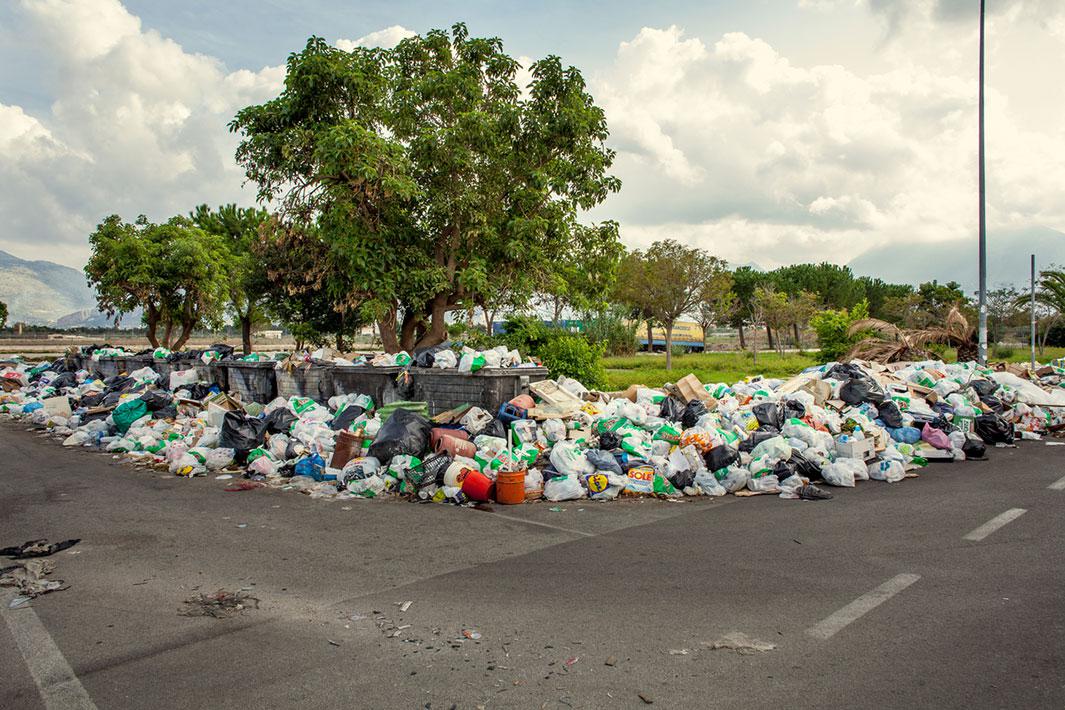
[
  {"x1": 806, "y1": 574, "x2": 921, "y2": 640},
  {"x1": 963, "y1": 508, "x2": 1027, "y2": 541},
  {"x1": 1048, "y1": 475, "x2": 1065, "y2": 491},
  {"x1": 2, "y1": 594, "x2": 98, "y2": 709}
]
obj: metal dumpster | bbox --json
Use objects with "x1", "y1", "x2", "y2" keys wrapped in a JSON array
[
  {"x1": 221, "y1": 361, "x2": 278, "y2": 404},
  {"x1": 275, "y1": 363, "x2": 336, "y2": 403},
  {"x1": 408, "y1": 367, "x2": 549, "y2": 416},
  {"x1": 331, "y1": 366, "x2": 411, "y2": 409}
]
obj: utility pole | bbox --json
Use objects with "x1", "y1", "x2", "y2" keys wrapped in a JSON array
[
  {"x1": 977, "y1": 0, "x2": 988, "y2": 364},
  {"x1": 1030, "y1": 254, "x2": 1037, "y2": 369}
]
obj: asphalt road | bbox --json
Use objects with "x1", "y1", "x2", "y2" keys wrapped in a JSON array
[{"x1": 1, "y1": 421, "x2": 1063, "y2": 709}]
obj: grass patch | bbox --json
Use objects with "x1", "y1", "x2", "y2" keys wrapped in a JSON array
[
  {"x1": 601, "y1": 351, "x2": 819, "y2": 390},
  {"x1": 600, "y1": 346, "x2": 1065, "y2": 390}
]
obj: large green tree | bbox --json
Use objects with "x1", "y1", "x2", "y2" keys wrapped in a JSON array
[
  {"x1": 230, "y1": 25, "x2": 621, "y2": 353},
  {"x1": 85, "y1": 215, "x2": 228, "y2": 350},
  {"x1": 190, "y1": 204, "x2": 271, "y2": 354}
]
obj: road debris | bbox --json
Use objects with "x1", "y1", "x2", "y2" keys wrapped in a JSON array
[
  {"x1": 706, "y1": 632, "x2": 777, "y2": 655},
  {"x1": 180, "y1": 589, "x2": 259, "y2": 619}
]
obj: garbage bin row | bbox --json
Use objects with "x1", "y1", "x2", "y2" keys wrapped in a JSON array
[{"x1": 83, "y1": 355, "x2": 548, "y2": 417}]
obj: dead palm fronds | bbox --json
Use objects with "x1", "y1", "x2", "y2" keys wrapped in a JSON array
[{"x1": 846, "y1": 306, "x2": 977, "y2": 363}]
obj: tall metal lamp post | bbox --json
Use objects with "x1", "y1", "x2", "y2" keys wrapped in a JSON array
[{"x1": 977, "y1": 0, "x2": 988, "y2": 364}]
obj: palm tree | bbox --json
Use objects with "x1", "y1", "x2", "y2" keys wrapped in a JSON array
[
  {"x1": 1014, "y1": 268, "x2": 1065, "y2": 356},
  {"x1": 846, "y1": 306, "x2": 978, "y2": 363}
]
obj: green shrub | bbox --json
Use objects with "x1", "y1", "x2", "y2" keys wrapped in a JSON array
[
  {"x1": 498, "y1": 314, "x2": 553, "y2": 352},
  {"x1": 810, "y1": 300, "x2": 869, "y2": 361},
  {"x1": 537, "y1": 334, "x2": 606, "y2": 389},
  {"x1": 991, "y1": 344, "x2": 1014, "y2": 359},
  {"x1": 581, "y1": 308, "x2": 638, "y2": 356}
]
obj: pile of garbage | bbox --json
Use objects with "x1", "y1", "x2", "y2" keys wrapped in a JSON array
[{"x1": 3, "y1": 351, "x2": 1065, "y2": 506}]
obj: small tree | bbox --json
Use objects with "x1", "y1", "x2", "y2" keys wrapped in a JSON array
[
  {"x1": 190, "y1": 204, "x2": 271, "y2": 355},
  {"x1": 85, "y1": 215, "x2": 228, "y2": 350},
  {"x1": 0, "y1": 300, "x2": 7, "y2": 330},
  {"x1": 694, "y1": 268, "x2": 735, "y2": 352},
  {"x1": 614, "y1": 239, "x2": 723, "y2": 370},
  {"x1": 752, "y1": 286, "x2": 791, "y2": 356}
]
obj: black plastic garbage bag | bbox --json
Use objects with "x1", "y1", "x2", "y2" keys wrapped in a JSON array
[
  {"x1": 783, "y1": 398, "x2": 806, "y2": 420},
  {"x1": 413, "y1": 341, "x2": 451, "y2": 369},
  {"x1": 740, "y1": 428, "x2": 779, "y2": 453},
  {"x1": 262, "y1": 408, "x2": 297, "y2": 434},
  {"x1": 975, "y1": 413, "x2": 1014, "y2": 445},
  {"x1": 979, "y1": 394, "x2": 1006, "y2": 414},
  {"x1": 681, "y1": 399, "x2": 708, "y2": 429},
  {"x1": 962, "y1": 436, "x2": 988, "y2": 459},
  {"x1": 598, "y1": 430, "x2": 622, "y2": 451},
  {"x1": 703, "y1": 445, "x2": 739, "y2": 472},
  {"x1": 219, "y1": 411, "x2": 268, "y2": 453},
  {"x1": 969, "y1": 379, "x2": 998, "y2": 397},
  {"x1": 826, "y1": 363, "x2": 868, "y2": 381},
  {"x1": 50, "y1": 372, "x2": 77, "y2": 390},
  {"x1": 877, "y1": 400, "x2": 904, "y2": 429},
  {"x1": 789, "y1": 450, "x2": 822, "y2": 480},
  {"x1": 752, "y1": 402, "x2": 782, "y2": 428},
  {"x1": 586, "y1": 449, "x2": 624, "y2": 476},
  {"x1": 330, "y1": 405, "x2": 365, "y2": 431},
  {"x1": 659, "y1": 397, "x2": 685, "y2": 422},
  {"x1": 839, "y1": 378, "x2": 885, "y2": 405},
  {"x1": 481, "y1": 418, "x2": 507, "y2": 440},
  {"x1": 367, "y1": 408, "x2": 432, "y2": 463},
  {"x1": 669, "y1": 467, "x2": 695, "y2": 490},
  {"x1": 140, "y1": 390, "x2": 172, "y2": 412}
]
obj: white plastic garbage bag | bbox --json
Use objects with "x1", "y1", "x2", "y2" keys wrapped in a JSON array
[
  {"x1": 433, "y1": 350, "x2": 458, "y2": 369},
  {"x1": 544, "y1": 474, "x2": 585, "y2": 501},
  {"x1": 868, "y1": 459, "x2": 905, "y2": 483},
  {"x1": 821, "y1": 462, "x2": 856, "y2": 487},
  {"x1": 693, "y1": 470, "x2": 727, "y2": 496},
  {"x1": 169, "y1": 369, "x2": 200, "y2": 390},
  {"x1": 549, "y1": 441, "x2": 594, "y2": 477}
]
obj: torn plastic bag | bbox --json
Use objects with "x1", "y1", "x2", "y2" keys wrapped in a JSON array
[
  {"x1": 330, "y1": 405, "x2": 364, "y2": 431},
  {"x1": 782, "y1": 399, "x2": 806, "y2": 420},
  {"x1": 974, "y1": 413, "x2": 1014, "y2": 444},
  {"x1": 598, "y1": 430, "x2": 622, "y2": 450},
  {"x1": 367, "y1": 408, "x2": 432, "y2": 463},
  {"x1": 680, "y1": 400, "x2": 708, "y2": 429},
  {"x1": 480, "y1": 418, "x2": 507, "y2": 440},
  {"x1": 658, "y1": 396, "x2": 685, "y2": 422},
  {"x1": 219, "y1": 411, "x2": 268, "y2": 453},
  {"x1": 752, "y1": 402, "x2": 781, "y2": 429}
]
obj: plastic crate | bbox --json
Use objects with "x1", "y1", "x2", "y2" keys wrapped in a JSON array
[
  {"x1": 275, "y1": 364, "x2": 336, "y2": 403},
  {"x1": 221, "y1": 361, "x2": 278, "y2": 404},
  {"x1": 408, "y1": 367, "x2": 549, "y2": 416},
  {"x1": 332, "y1": 366, "x2": 412, "y2": 409}
]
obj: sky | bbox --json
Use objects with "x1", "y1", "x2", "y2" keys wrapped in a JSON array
[{"x1": 1, "y1": 0, "x2": 1063, "y2": 290}]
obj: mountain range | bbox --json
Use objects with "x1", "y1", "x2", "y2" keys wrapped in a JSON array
[{"x1": 0, "y1": 250, "x2": 121, "y2": 327}]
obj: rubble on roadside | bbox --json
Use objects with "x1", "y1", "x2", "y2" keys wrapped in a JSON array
[{"x1": 3, "y1": 345, "x2": 1065, "y2": 507}]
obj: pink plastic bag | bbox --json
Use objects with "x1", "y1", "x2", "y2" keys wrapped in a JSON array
[{"x1": 922, "y1": 422, "x2": 952, "y2": 450}]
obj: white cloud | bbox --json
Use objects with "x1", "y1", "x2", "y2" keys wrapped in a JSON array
[
  {"x1": 336, "y1": 25, "x2": 415, "y2": 51},
  {"x1": 593, "y1": 17, "x2": 1065, "y2": 276},
  {"x1": 0, "y1": 0, "x2": 284, "y2": 266}
]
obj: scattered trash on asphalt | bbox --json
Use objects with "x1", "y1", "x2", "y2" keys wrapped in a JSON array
[
  {"x1": 399, "y1": 600, "x2": 412, "y2": 612},
  {"x1": 0, "y1": 559, "x2": 68, "y2": 598},
  {"x1": 706, "y1": 632, "x2": 777, "y2": 655},
  {"x1": 180, "y1": 589, "x2": 259, "y2": 618},
  {"x1": 463, "y1": 629, "x2": 482, "y2": 640},
  {"x1": 0, "y1": 539, "x2": 80, "y2": 558}
]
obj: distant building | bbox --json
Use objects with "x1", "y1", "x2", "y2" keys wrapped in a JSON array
[{"x1": 256, "y1": 330, "x2": 284, "y2": 339}]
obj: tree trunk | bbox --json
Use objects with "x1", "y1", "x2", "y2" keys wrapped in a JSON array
[
  {"x1": 378, "y1": 318, "x2": 400, "y2": 354},
  {"x1": 145, "y1": 305, "x2": 160, "y2": 348},
  {"x1": 737, "y1": 323, "x2": 746, "y2": 350},
  {"x1": 240, "y1": 314, "x2": 253, "y2": 355},
  {"x1": 792, "y1": 322, "x2": 800, "y2": 349},
  {"x1": 646, "y1": 322, "x2": 654, "y2": 352},
  {"x1": 483, "y1": 308, "x2": 495, "y2": 334},
  {"x1": 172, "y1": 319, "x2": 195, "y2": 351},
  {"x1": 766, "y1": 324, "x2": 774, "y2": 351},
  {"x1": 162, "y1": 319, "x2": 174, "y2": 349},
  {"x1": 665, "y1": 322, "x2": 674, "y2": 371},
  {"x1": 552, "y1": 296, "x2": 563, "y2": 326},
  {"x1": 336, "y1": 333, "x2": 347, "y2": 352}
]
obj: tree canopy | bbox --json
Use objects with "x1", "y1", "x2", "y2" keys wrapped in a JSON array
[
  {"x1": 85, "y1": 215, "x2": 228, "y2": 350},
  {"x1": 230, "y1": 24, "x2": 621, "y2": 352},
  {"x1": 190, "y1": 203, "x2": 271, "y2": 354}
]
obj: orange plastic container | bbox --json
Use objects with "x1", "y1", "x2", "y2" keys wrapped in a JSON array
[{"x1": 495, "y1": 469, "x2": 527, "y2": 505}]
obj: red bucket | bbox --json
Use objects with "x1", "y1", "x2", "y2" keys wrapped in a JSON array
[{"x1": 461, "y1": 469, "x2": 495, "y2": 502}]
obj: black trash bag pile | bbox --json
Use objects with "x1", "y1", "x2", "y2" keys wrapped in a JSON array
[
  {"x1": 659, "y1": 397, "x2": 685, "y2": 422},
  {"x1": 704, "y1": 445, "x2": 738, "y2": 472},
  {"x1": 876, "y1": 400, "x2": 904, "y2": 429},
  {"x1": 681, "y1": 400, "x2": 708, "y2": 429},
  {"x1": 219, "y1": 411, "x2": 268, "y2": 456},
  {"x1": 752, "y1": 402, "x2": 782, "y2": 429},
  {"x1": 975, "y1": 413, "x2": 1014, "y2": 445}
]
